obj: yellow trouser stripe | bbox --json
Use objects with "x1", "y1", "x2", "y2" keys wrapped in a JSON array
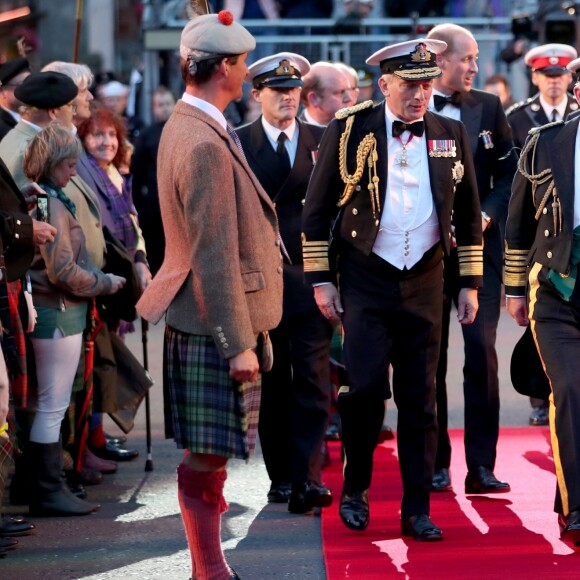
[{"x1": 528, "y1": 261, "x2": 569, "y2": 515}]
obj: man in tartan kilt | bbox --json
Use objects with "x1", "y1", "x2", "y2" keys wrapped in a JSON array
[{"x1": 136, "y1": 11, "x2": 283, "y2": 580}]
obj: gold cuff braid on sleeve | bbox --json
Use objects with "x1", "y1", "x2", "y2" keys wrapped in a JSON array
[
  {"x1": 302, "y1": 239, "x2": 330, "y2": 272},
  {"x1": 504, "y1": 247, "x2": 529, "y2": 288},
  {"x1": 457, "y1": 245, "x2": 483, "y2": 277}
]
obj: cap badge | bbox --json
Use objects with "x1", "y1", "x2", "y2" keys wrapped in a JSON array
[
  {"x1": 275, "y1": 59, "x2": 297, "y2": 77},
  {"x1": 410, "y1": 43, "x2": 431, "y2": 63},
  {"x1": 550, "y1": 56, "x2": 559, "y2": 65}
]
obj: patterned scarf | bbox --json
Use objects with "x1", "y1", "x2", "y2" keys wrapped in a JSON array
[
  {"x1": 86, "y1": 153, "x2": 137, "y2": 257},
  {"x1": 40, "y1": 183, "x2": 77, "y2": 218}
]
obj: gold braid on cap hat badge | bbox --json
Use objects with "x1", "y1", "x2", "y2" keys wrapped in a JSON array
[{"x1": 337, "y1": 114, "x2": 380, "y2": 221}]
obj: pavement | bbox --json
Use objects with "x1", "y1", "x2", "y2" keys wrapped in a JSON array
[{"x1": 2, "y1": 306, "x2": 533, "y2": 579}]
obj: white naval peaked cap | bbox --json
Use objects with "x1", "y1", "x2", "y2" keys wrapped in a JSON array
[
  {"x1": 247, "y1": 52, "x2": 311, "y2": 89},
  {"x1": 366, "y1": 38, "x2": 447, "y2": 80}
]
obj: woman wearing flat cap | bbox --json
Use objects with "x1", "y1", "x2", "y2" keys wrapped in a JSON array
[{"x1": 137, "y1": 11, "x2": 283, "y2": 580}]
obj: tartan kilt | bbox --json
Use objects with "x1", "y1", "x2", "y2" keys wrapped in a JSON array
[{"x1": 163, "y1": 325, "x2": 261, "y2": 459}]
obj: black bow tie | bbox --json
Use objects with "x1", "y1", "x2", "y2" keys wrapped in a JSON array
[
  {"x1": 392, "y1": 120, "x2": 425, "y2": 138},
  {"x1": 433, "y1": 92, "x2": 462, "y2": 112}
]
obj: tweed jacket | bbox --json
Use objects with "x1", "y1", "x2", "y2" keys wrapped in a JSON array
[
  {"x1": 505, "y1": 117, "x2": 580, "y2": 296},
  {"x1": 236, "y1": 117, "x2": 325, "y2": 315},
  {"x1": 302, "y1": 101, "x2": 483, "y2": 288},
  {"x1": 0, "y1": 119, "x2": 39, "y2": 188},
  {"x1": 507, "y1": 92, "x2": 579, "y2": 151},
  {"x1": 136, "y1": 100, "x2": 283, "y2": 359},
  {"x1": 28, "y1": 195, "x2": 112, "y2": 310}
]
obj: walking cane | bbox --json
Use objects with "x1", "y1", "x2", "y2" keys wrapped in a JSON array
[{"x1": 142, "y1": 317, "x2": 154, "y2": 472}]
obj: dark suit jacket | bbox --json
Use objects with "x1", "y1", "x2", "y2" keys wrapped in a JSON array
[
  {"x1": 0, "y1": 158, "x2": 33, "y2": 281},
  {"x1": 237, "y1": 117, "x2": 324, "y2": 314},
  {"x1": 0, "y1": 108, "x2": 17, "y2": 142},
  {"x1": 302, "y1": 101, "x2": 483, "y2": 289},
  {"x1": 507, "y1": 92, "x2": 579, "y2": 151},
  {"x1": 506, "y1": 117, "x2": 578, "y2": 296},
  {"x1": 459, "y1": 89, "x2": 517, "y2": 277}
]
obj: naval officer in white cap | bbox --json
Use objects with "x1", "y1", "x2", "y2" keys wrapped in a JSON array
[
  {"x1": 136, "y1": 11, "x2": 283, "y2": 579},
  {"x1": 302, "y1": 38, "x2": 483, "y2": 540},
  {"x1": 237, "y1": 52, "x2": 335, "y2": 514}
]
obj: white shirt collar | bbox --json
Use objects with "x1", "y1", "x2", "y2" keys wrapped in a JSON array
[
  {"x1": 181, "y1": 92, "x2": 228, "y2": 129},
  {"x1": 302, "y1": 108, "x2": 326, "y2": 127},
  {"x1": 260, "y1": 116, "x2": 297, "y2": 143},
  {"x1": 539, "y1": 94, "x2": 568, "y2": 121}
]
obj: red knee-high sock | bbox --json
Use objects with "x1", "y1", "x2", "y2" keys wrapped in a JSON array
[
  {"x1": 177, "y1": 463, "x2": 231, "y2": 580},
  {"x1": 88, "y1": 420, "x2": 106, "y2": 449}
]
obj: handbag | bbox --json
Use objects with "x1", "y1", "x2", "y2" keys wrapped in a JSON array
[
  {"x1": 107, "y1": 330, "x2": 154, "y2": 434},
  {"x1": 100, "y1": 227, "x2": 140, "y2": 323}
]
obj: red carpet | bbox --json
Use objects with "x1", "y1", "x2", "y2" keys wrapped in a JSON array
[{"x1": 322, "y1": 428, "x2": 580, "y2": 579}]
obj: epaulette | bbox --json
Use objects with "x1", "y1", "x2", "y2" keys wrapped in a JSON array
[
  {"x1": 335, "y1": 100, "x2": 374, "y2": 120},
  {"x1": 505, "y1": 97, "x2": 533, "y2": 117},
  {"x1": 528, "y1": 120, "x2": 564, "y2": 135}
]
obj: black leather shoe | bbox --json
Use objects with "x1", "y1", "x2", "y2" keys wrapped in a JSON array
[
  {"x1": 267, "y1": 482, "x2": 291, "y2": 503},
  {"x1": 0, "y1": 515, "x2": 35, "y2": 537},
  {"x1": 465, "y1": 466, "x2": 510, "y2": 494},
  {"x1": 339, "y1": 489, "x2": 370, "y2": 531},
  {"x1": 105, "y1": 433, "x2": 127, "y2": 446},
  {"x1": 288, "y1": 481, "x2": 333, "y2": 514},
  {"x1": 432, "y1": 468, "x2": 452, "y2": 492},
  {"x1": 0, "y1": 537, "x2": 18, "y2": 551},
  {"x1": 529, "y1": 407, "x2": 549, "y2": 426},
  {"x1": 91, "y1": 441, "x2": 139, "y2": 462},
  {"x1": 401, "y1": 514, "x2": 443, "y2": 541},
  {"x1": 558, "y1": 510, "x2": 580, "y2": 545}
]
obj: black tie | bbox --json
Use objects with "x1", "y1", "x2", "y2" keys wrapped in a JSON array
[
  {"x1": 276, "y1": 132, "x2": 291, "y2": 174},
  {"x1": 551, "y1": 109, "x2": 558, "y2": 123},
  {"x1": 433, "y1": 92, "x2": 462, "y2": 112},
  {"x1": 392, "y1": 120, "x2": 425, "y2": 138}
]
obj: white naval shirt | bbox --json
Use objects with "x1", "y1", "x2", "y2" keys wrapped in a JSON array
[{"x1": 371, "y1": 103, "x2": 440, "y2": 270}]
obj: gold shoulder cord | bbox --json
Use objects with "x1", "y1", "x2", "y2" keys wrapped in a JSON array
[
  {"x1": 517, "y1": 131, "x2": 562, "y2": 234},
  {"x1": 337, "y1": 116, "x2": 380, "y2": 221}
]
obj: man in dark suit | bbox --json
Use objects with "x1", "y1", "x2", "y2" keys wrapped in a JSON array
[
  {"x1": 507, "y1": 44, "x2": 578, "y2": 152},
  {"x1": 0, "y1": 58, "x2": 30, "y2": 142},
  {"x1": 505, "y1": 55, "x2": 580, "y2": 547},
  {"x1": 302, "y1": 38, "x2": 483, "y2": 540},
  {"x1": 237, "y1": 52, "x2": 334, "y2": 514},
  {"x1": 426, "y1": 23, "x2": 517, "y2": 495},
  {"x1": 507, "y1": 43, "x2": 578, "y2": 426}
]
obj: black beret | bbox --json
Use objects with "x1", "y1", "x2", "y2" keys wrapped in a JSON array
[
  {"x1": 15, "y1": 71, "x2": 78, "y2": 109},
  {"x1": 510, "y1": 326, "x2": 551, "y2": 400},
  {"x1": 0, "y1": 57, "x2": 30, "y2": 86}
]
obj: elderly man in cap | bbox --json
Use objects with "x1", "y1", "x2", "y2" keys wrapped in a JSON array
[
  {"x1": 508, "y1": 43, "x2": 578, "y2": 152},
  {"x1": 302, "y1": 38, "x2": 482, "y2": 540},
  {"x1": 426, "y1": 23, "x2": 516, "y2": 496},
  {"x1": 237, "y1": 52, "x2": 334, "y2": 513},
  {"x1": 136, "y1": 11, "x2": 282, "y2": 579},
  {"x1": 0, "y1": 57, "x2": 30, "y2": 141},
  {"x1": 0, "y1": 71, "x2": 78, "y2": 187},
  {"x1": 507, "y1": 43, "x2": 578, "y2": 427},
  {"x1": 505, "y1": 54, "x2": 580, "y2": 549}
]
